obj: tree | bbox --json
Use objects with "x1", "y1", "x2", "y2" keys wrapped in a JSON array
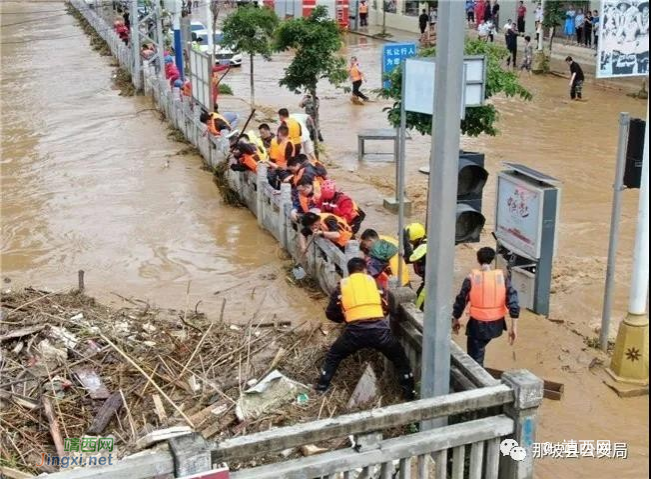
[
  {"x1": 542, "y1": 1, "x2": 565, "y2": 52},
  {"x1": 380, "y1": 39, "x2": 532, "y2": 137},
  {"x1": 221, "y1": 5, "x2": 279, "y2": 106},
  {"x1": 275, "y1": 6, "x2": 348, "y2": 145}
]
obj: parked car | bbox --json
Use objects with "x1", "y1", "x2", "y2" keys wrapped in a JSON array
[{"x1": 191, "y1": 29, "x2": 243, "y2": 67}]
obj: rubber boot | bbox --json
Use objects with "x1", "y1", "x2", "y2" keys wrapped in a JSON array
[
  {"x1": 399, "y1": 372, "x2": 416, "y2": 401},
  {"x1": 314, "y1": 369, "x2": 333, "y2": 393}
]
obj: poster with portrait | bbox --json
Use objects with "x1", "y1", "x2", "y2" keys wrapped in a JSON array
[
  {"x1": 495, "y1": 174, "x2": 543, "y2": 259},
  {"x1": 597, "y1": 0, "x2": 649, "y2": 77}
]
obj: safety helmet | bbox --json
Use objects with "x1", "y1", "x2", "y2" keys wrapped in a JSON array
[
  {"x1": 173, "y1": 79, "x2": 183, "y2": 88},
  {"x1": 405, "y1": 222, "x2": 426, "y2": 242},
  {"x1": 320, "y1": 179, "x2": 337, "y2": 201},
  {"x1": 164, "y1": 55, "x2": 174, "y2": 64}
]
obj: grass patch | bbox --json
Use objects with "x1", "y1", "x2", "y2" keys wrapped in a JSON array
[
  {"x1": 114, "y1": 68, "x2": 136, "y2": 96},
  {"x1": 167, "y1": 126, "x2": 190, "y2": 144},
  {"x1": 213, "y1": 161, "x2": 245, "y2": 207},
  {"x1": 176, "y1": 145, "x2": 200, "y2": 156},
  {"x1": 219, "y1": 83, "x2": 234, "y2": 95}
]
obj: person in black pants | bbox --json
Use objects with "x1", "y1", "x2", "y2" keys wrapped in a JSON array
[
  {"x1": 452, "y1": 247, "x2": 520, "y2": 366},
  {"x1": 505, "y1": 26, "x2": 518, "y2": 68},
  {"x1": 315, "y1": 258, "x2": 416, "y2": 400},
  {"x1": 566, "y1": 56, "x2": 585, "y2": 100}
]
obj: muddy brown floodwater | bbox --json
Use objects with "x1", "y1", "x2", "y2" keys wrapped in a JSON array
[
  {"x1": 1, "y1": 3, "x2": 648, "y2": 479},
  {"x1": 0, "y1": 1, "x2": 321, "y2": 324}
]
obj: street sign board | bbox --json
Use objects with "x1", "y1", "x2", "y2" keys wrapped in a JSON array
[
  {"x1": 596, "y1": 0, "x2": 650, "y2": 78},
  {"x1": 382, "y1": 42, "x2": 417, "y2": 88},
  {"x1": 189, "y1": 49, "x2": 212, "y2": 111},
  {"x1": 403, "y1": 56, "x2": 486, "y2": 114}
]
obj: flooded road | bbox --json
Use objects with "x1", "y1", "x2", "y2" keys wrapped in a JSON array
[{"x1": 0, "y1": 1, "x2": 319, "y2": 323}]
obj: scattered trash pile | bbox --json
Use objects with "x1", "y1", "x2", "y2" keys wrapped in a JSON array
[{"x1": 0, "y1": 288, "x2": 403, "y2": 475}]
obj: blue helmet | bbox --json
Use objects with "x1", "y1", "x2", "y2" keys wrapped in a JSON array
[
  {"x1": 164, "y1": 55, "x2": 174, "y2": 64},
  {"x1": 173, "y1": 79, "x2": 183, "y2": 88}
]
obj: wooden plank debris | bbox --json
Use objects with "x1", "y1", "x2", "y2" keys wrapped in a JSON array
[
  {"x1": 136, "y1": 426, "x2": 193, "y2": 450},
  {"x1": 0, "y1": 324, "x2": 45, "y2": 342},
  {"x1": 41, "y1": 396, "x2": 65, "y2": 457},
  {"x1": 152, "y1": 394, "x2": 168, "y2": 422},
  {"x1": 87, "y1": 392, "x2": 123, "y2": 435},
  {"x1": 484, "y1": 368, "x2": 564, "y2": 401}
]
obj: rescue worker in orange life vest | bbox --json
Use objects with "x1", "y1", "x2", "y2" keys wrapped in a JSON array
[
  {"x1": 229, "y1": 134, "x2": 260, "y2": 173},
  {"x1": 257, "y1": 123, "x2": 275, "y2": 150},
  {"x1": 402, "y1": 222, "x2": 427, "y2": 310},
  {"x1": 278, "y1": 108, "x2": 302, "y2": 155},
  {"x1": 452, "y1": 247, "x2": 520, "y2": 367},
  {"x1": 267, "y1": 124, "x2": 295, "y2": 189},
  {"x1": 300, "y1": 211, "x2": 352, "y2": 253},
  {"x1": 292, "y1": 177, "x2": 321, "y2": 218},
  {"x1": 316, "y1": 258, "x2": 416, "y2": 400}
]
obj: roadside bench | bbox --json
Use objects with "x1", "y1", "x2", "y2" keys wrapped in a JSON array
[{"x1": 357, "y1": 128, "x2": 411, "y2": 162}]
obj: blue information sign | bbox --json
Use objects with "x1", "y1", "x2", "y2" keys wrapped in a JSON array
[{"x1": 382, "y1": 42, "x2": 417, "y2": 88}]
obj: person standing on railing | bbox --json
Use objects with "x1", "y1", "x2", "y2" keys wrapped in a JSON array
[
  {"x1": 451, "y1": 247, "x2": 520, "y2": 367},
  {"x1": 315, "y1": 258, "x2": 416, "y2": 400}
]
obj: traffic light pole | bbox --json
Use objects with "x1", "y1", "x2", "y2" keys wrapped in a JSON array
[
  {"x1": 397, "y1": 68, "x2": 407, "y2": 283},
  {"x1": 600, "y1": 113, "x2": 630, "y2": 352},
  {"x1": 420, "y1": 0, "x2": 465, "y2": 429}
]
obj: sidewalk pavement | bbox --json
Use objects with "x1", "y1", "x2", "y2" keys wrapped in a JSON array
[{"x1": 348, "y1": 24, "x2": 647, "y2": 95}]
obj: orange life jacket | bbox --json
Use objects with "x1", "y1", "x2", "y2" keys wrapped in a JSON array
[
  {"x1": 319, "y1": 213, "x2": 352, "y2": 248},
  {"x1": 350, "y1": 64, "x2": 362, "y2": 82},
  {"x1": 468, "y1": 269, "x2": 509, "y2": 321},
  {"x1": 241, "y1": 153, "x2": 258, "y2": 173},
  {"x1": 207, "y1": 112, "x2": 230, "y2": 136},
  {"x1": 182, "y1": 81, "x2": 192, "y2": 97},
  {"x1": 269, "y1": 138, "x2": 294, "y2": 168},
  {"x1": 298, "y1": 181, "x2": 321, "y2": 213},
  {"x1": 283, "y1": 118, "x2": 302, "y2": 146}
]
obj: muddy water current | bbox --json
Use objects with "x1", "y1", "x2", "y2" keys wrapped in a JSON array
[{"x1": 1, "y1": 1, "x2": 319, "y2": 323}]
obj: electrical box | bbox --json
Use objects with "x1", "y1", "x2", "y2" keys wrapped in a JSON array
[{"x1": 495, "y1": 163, "x2": 561, "y2": 317}]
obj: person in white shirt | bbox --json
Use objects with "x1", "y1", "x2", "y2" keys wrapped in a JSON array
[{"x1": 478, "y1": 20, "x2": 490, "y2": 40}]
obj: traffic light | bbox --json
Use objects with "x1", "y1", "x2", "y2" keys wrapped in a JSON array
[
  {"x1": 624, "y1": 118, "x2": 645, "y2": 189},
  {"x1": 456, "y1": 152, "x2": 488, "y2": 244}
]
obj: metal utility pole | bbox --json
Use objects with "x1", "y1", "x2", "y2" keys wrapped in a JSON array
[
  {"x1": 600, "y1": 113, "x2": 630, "y2": 352},
  {"x1": 173, "y1": 0, "x2": 184, "y2": 80},
  {"x1": 156, "y1": 4, "x2": 165, "y2": 78},
  {"x1": 628, "y1": 105, "x2": 649, "y2": 322},
  {"x1": 396, "y1": 68, "x2": 407, "y2": 283},
  {"x1": 130, "y1": 0, "x2": 142, "y2": 90},
  {"x1": 609, "y1": 104, "x2": 649, "y2": 385},
  {"x1": 420, "y1": 0, "x2": 465, "y2": 428}
]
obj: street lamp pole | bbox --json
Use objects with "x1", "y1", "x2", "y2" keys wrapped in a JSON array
[{"x1": 420, "y1": 0, "x2": 466, "y2": 427}]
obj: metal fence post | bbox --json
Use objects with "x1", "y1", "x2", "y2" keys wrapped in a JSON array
[
  {"x1": 499, "y1": 370, "x2": 543, "y2": 479},
  {"x1": 256, "y1": 163, "x2": 268, "y2": 227},
  {"x1": 130, "y1": 0, "x2": 142, "y2": 90}
]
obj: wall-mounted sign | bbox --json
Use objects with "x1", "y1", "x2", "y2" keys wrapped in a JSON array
[
  {"x1": 189, "y1": 49, "x2": 212, "y2": 111},
  {"x1": 597, "y1": 0, "x2": 650, "y2": 78},
  {"x1": 403, "y1": 55, "x2": 486, "y2": 115},
  {"x1": 495, "y1": 173, "x2": 544, "y2": 259}
]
